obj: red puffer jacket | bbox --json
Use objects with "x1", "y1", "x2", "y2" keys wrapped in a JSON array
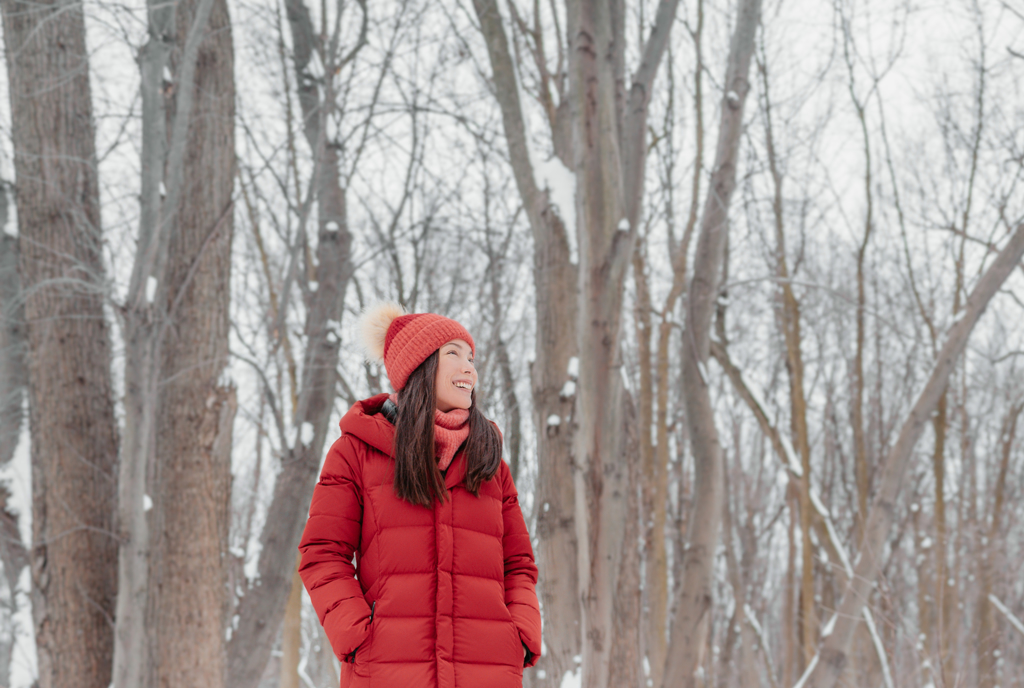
[{"x1": 298, "y1": 394, "x2": 542, "y2": 687}]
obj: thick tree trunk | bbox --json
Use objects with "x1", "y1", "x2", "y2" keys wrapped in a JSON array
[
  {"x1": 145, "y1": 0, "x2": 237, "y2": 683},
  {"x1": 471, "y1": 2, "x2": 580, "y2": 684},
  {"x1": 564, "y1": 1, "x2": 679, "y2": 685},
  {"x1": 662, "y1": 1, "x2": 761, "y2": 685},
  {"x1": 607, "y1": 394, "x2": 642, "y2": 688},
  {"x1": 0, "y1": 1, "x2": 120, "y2": 686},
  {"x1": 566, "y1": 0, "x2": 628, "y2": 673},
  {"x1": 799, "y1": 222, "x2": 1024, "y2": 688}
]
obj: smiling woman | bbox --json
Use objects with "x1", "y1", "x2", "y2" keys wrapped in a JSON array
[
  {"x1": 297, "y1": 303, "x2": 542, "y2": 688},
  {"x1": 435, "y1": 339, "x2": 477, "y2": 413}
]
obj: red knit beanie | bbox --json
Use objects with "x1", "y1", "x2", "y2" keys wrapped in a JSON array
[{"x1": 357, "y1": 302, "x2": 475, "y2": 391}]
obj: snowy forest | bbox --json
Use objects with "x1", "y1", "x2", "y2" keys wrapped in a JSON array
[{"x1": 0, "y1": 0, "x2": 1023, "y2": 686}]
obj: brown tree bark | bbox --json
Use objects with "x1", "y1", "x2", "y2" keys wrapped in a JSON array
[
  {"x1": 799, "y1": 221, "x2": 1024, "y2": 688},
  {"x1": 145, "y1": 0, "x2": 237, "y2": 683},
  {"x1": 662, "y1": 0, "x2": 761, "y2": 684},
  {"x1": 976, "y1": 400, "x2": 1021, "y2": 688},
  {"x1": 279, "y1": 559, "x2": 304, "y2": 688},
  {"x1": 758, "y1": 47, "x2": 817, "y2": 667},
  {"x1": 471, "y1": 2, "x2": 580, "y2": 684},
  {"x1": 607, "y1": 393, "x2": 642, "y2": 688},
  {"x1": 0, "y1": 0, "x2": 120, "y2": 685},
  {"x1": 565, "y1": 2, "x2": 679, "y2": 685},
  {"x1": 644, "y1": 14, "x2": 703, "y2": 681},
  {"x1": 476, "y1": 3, "x2": 679, "y2": 684}
]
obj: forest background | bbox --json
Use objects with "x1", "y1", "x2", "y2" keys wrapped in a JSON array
[{"x1": 0, "y1": 0, "x2": 1023, "y2": 687}]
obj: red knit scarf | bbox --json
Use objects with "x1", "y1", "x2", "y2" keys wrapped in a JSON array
[{"x1": 388, "y1": 393, "x2": 470, "y2": 470}]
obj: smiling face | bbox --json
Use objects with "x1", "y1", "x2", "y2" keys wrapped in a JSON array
[{"x1": 434, "y1": 339, "x2": 477, "y2": 412}]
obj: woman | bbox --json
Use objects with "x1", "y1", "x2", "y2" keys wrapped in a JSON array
[{"x1": 298, "y1": 303, "x2": 542, "y2": 687}]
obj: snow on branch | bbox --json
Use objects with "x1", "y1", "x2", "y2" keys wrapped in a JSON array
[{"x1": 989, "y1": 594, "x2": 1024, "y2": 638}]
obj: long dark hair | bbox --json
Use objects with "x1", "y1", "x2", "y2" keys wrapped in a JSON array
[{"x1": 393, "y1": 350, "x2": 503, "y2": 506}]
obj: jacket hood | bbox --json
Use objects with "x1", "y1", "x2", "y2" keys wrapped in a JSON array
[
  {"x1": 339, "y1": 394, "x2": 479, "y2": 489},
  {"x1": 339, "y1": 394, "x2": 396, "y2": 457}
]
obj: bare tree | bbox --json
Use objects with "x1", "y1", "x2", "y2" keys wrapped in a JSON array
[
  {"x1": 146, "y1": 0, "x2": 238, "y2": 681},
  {"x1": 799, "y1": 221, "x2": 1024, "y2": 688},
  {"x1": 0, "y1": 0, "x2": 120, "y2": 685},
  {"x1": 227, "y1": 2, "x2": 387, "y2": 684},
  {"x1": 663, "y1": 0, "x2": 762, "y2": 684},
  {"x1": 562, "y1": 2, "x2": 680, "y2": 685},
  {"x1": 471, "y1": 1, "x2": 580, "y2": 683},
  {"x1": 976, "y1": 397, "x2": 1023, "y2": 688},
  {"x1": 112, "y1": 0, "x2": 237, "y2": 682}
]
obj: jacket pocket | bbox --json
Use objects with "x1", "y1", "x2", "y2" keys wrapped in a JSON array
[
  {"x1": 503, "y1": 613, "x2": 524, "y2": 671},
  {"x1": 352, "y1": 601, "x2": 376, "y2": 676}
]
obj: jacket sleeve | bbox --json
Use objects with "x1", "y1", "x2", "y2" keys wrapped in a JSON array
[
  {"x1": 499, "y1": 460, "x2": 542, "y2": 667},
  {"x1": 298, "y1": 434, "x2": 372, "y2": 660}
]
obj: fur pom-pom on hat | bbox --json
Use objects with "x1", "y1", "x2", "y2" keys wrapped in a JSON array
[
  {"x1": 357, "y1": 301, "x2": 407, "y2": 363},
  {"x1": 356, "y1": 302, "x2": 475, "y2": 391}
]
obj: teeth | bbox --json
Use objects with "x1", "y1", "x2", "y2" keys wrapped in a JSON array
[{"x1": 455, "y1": 382, "x2": 472, "y2": 389}]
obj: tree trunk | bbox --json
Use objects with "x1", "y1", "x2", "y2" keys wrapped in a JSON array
[
  {"x1": 799, "y1": 221, "x2": 1024, "y2": 688},
  {"x1": 647, "y1": 9, "x2": 703, "y2": 679},
  {"x1": 279, "y1": 560, "x2": 303, "y2": 688},
  {"x1": 976, "y1": 401, "x2": 1020, "y2": 688},
  {"x1": 567, "y1": 0, "x2": 630, "y2": 664},
  {"x1": 225, "y1": 2, "x2": 357, "y2": 685},
  {"x1": 662, "y1": 0, "x2": 761, "y2": 685},
  {"x1": 564, "y1": 1, "x2": 680, "y2": 684},
  {"x1": 112, "y1": 0, "x2": 176, "y2": 679},
  {"x1": 146, "y1": 0, "x2": 237, "y2": 683},
  {"x1": 931, "y1": 392, "x2": 954, "y2": 686},
  {"x1": 0, "y1": 0, "x2": 120, "y2": 685},
  {"x1": 471, "y1": 2, "x2": 581, "y2": 684},
  {"x1": 608, "y1": 393, "x2": 642, "y2": 688},
  {"x1": 758, "y1": 50, "x2": 817, "y2": 666},
  {"x1": 784, "y1": 492, "x2": 797, "y2": 688}
]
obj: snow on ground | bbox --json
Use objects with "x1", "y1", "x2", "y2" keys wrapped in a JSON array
[{"x1": 0, "y1": 423, "x2": 36, "y2": 687}]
